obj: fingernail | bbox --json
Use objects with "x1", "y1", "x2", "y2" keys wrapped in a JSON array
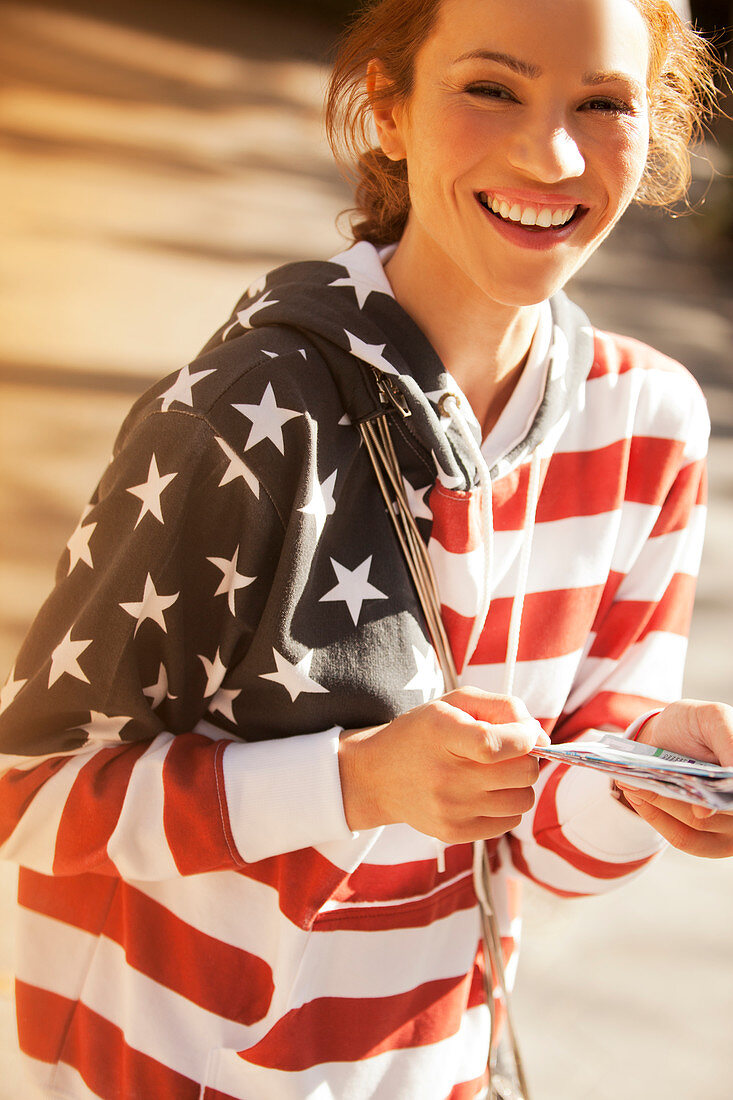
[
  {"x1": 692, "y1": 805, "x2": 714, "y2": 819},
  {"x1": 536, "y1": 732, "x2": 551, "y2": 747},
  {"x1": 623, "y1": 791, "x2": 643, "y2": 804}
]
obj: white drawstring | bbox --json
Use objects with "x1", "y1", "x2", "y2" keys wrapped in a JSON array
[
  {"x1": 439, "y1": 401, "x2": 543, "y2": 1033},
  {"x1": 440, "y1": 395, "x2": 495, "y2": 668},
  {"x1": 503, "y1": 448, "x2": 543, "y2": 696},
  {"x1": 365, "y1": 383, "x2": 534, "y2": 1095},
  {"x1": 472, "y1": 836, "x2": 490, "y2": 913},
  {"x1": 430, "y1": 400, "x2": 544, "y2": 915}
]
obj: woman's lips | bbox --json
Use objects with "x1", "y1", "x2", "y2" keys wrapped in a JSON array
[{"x1": 475, "y1": 192, "x2": 587, "y2": 250}]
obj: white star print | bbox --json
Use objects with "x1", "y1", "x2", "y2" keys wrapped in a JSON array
[
  {"x1": 299, "y1": 469, "x2": 337, "y2": 539},
  {"x1": 214, "y1": 437, "x2": 260, "y2": 498},
  {"x1": 247, "y1": 274, "x2": 267, "y2": 296},
  {"x1": 79, "y1": 711, "x2": 132, "y2": 742},
  {"x1": 328, "y1": 274, "x2": 377, "y2": 310},
  {"x1": 159, "y1": 365, "x2": 216, "y2": 412},
  {"x1": 260, "y1": 648, "x2": 329, "y2": 703},
  {"x1": 119, "y1": 574, "x2": 179, "y2": 635},
  {"x1": 345, "y1": 331, "x2": 399, "y2": 376},
  {"x1": 207, "y1": 549, "x2": 255, "y2": 615},
  {"x1": 232, "y1": 382, "x2": 301, "y2": 454},
  {"x1": 199, "y1": 649, "x2": 227, "y2": 698},
  {"x1": 403, "y1": 477, "x2": 433, "y2": 522},
  {"x1": 143, "y1": 663, "x2": 176, "y2": 709},
  {"x1": 319, "y1": 556, "x2": 388, "y2": 626},
  {"x1": 66, "y1": 506, "x2": 97, "y2": 575},
  {"x1": 48, "y1": 629, "x2": 93, "y2": 688},
  {"x1": 210, "y1": 686, "x2": 241, "y2": 723},
  {"x1": 338, "y1": 413, "x2": 351, "y2": 427},
  {"x1": 222, "y1": 291, "x2": 280, "y2": 341},
  {"x1": 127, "y1": 454, "x2": 177, "y2": 528},
  {"x1": 0, "y1": 667, "x2": 27, "y2": 713},
  {"x1": 404, "y1": 645, "x2": 443, "y2": 703}
]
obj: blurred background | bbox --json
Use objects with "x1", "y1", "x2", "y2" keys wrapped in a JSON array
[{"x1": 0, "y1": 1, "x2": 731, "y2": 1097}]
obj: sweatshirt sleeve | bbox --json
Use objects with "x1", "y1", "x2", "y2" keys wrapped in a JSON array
[
  {"x1": 508, "y1": 372, "x2": 710, "y2": 897},
  {"x1": 0, "y1": 406, "x2": 353, "y2": 880}
]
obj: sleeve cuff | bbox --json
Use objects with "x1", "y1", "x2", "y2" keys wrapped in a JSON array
[
  {"x1": 557, "y1": 764, "x2": 667, "y2": 862},
  {"x1": 625, "y1": 709, "x2": 663, "y2": 742},
  {"x1": 221, "y1": 727, "x2": 355, "y2": 863}
]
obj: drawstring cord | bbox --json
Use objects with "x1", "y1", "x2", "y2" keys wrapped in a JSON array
[
  {"x1": 503, "y1": 448, "x2": 543, "y2": 696},
  {"x1": 360, "y1": 393, "x2": 535, "y2": 1100},
  {"x1": 439, "y1": 394, "x2": 495, "y2": 669},
  {"x1": 440, "y1": 394, "x2": 541, "y2": 1100}
]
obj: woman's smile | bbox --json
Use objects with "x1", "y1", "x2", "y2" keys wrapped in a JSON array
[
  {"x1": 376, "y1": 0, "x2": 650, "y2": 310},
  {"x1": 476, "y1": 192, "x2": 581, "y2": 229},
  {"x1": 475, "y1": 190, "x2": 588, "y2": 251}
]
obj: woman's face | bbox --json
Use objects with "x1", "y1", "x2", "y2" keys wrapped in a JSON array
[{"x1": 379, "y1": 0, "x2": 651, "y2": 308}]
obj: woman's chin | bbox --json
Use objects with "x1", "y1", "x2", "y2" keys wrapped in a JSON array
[{"x1": 472, "y1": 273, "x2": 571, "y2": 309}]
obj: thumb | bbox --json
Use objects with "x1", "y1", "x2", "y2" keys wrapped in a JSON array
[{"x1": 694, "y1": 701, "x2": 733, "y2": 767}]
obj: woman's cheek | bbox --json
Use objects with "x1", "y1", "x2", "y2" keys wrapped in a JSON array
[{"x1": 616, "y1": 119, "x2": 651, "y2": 193}]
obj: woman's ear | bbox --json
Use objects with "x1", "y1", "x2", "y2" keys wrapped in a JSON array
[{"x1": 366, "y1": 59, "x2": 407, "y2": 162}]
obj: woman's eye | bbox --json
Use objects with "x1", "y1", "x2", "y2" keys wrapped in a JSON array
[
  {"x1": 581, "y1": 97, "x2": 632, "y2": 115},
  {"x1": 465, "y1": 83, "x2": 517, "y2": 102}
]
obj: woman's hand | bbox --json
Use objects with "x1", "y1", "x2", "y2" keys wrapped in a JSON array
[
  {"x1": 338, "y1": 688, "x2": 549, "y2": 843},
  {"x1": 617, "y1": 700, "x2": 733, "y2": 858}
]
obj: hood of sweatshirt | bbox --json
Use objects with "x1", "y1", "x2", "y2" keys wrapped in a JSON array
[{"x1": 201, "y1": 241, "x2": 595, "y2": 494}]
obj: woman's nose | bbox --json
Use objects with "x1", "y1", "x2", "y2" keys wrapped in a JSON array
[{"x1": 507, "y1": 119, "x2": 585, "y2": 183}]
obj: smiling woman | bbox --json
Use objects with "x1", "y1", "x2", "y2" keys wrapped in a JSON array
[
  {"x1": 325, "y1": 0, "x2": 720, "y2": 443},
  {"x1": 327, "y1": 0, "x2": 717, "y2": 240},
  {"x1": 0, "y1": 2, "x2": 730, "y2": 1100}
]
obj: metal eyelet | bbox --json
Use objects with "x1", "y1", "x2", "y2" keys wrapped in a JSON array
[{"x1": 437, "y1": 392, "x2": 460, "y2": 417}]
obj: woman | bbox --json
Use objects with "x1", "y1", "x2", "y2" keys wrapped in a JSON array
[{"x1": 0, "y1": 0, "x2": 730, "y2": 1097}]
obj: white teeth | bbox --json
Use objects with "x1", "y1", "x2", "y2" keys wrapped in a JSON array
[
  {"x1": 479, "y1": 192, "x2": 576, "y2": 226},
  {"x1": 479, "y1": 192, "x2": 579, "y2": 228}
]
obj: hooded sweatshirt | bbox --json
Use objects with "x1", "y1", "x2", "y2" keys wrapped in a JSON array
[{"x1": 0, "y1": 242, "x2": 709, "y2": 1099}]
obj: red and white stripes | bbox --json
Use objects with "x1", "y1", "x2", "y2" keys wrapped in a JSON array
[{"x1": 0, "y1": 330, "x2": 709, "y2": 1098}]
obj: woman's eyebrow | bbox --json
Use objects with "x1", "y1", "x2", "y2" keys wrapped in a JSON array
[
  {"x1": 451, "y1": 50, "x2": 540, "y2": 79},
  {"x1": 581, "y1": 70, "x2": 644, "y2": 97}
]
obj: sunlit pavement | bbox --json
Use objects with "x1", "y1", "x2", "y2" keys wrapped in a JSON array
[{"x1": 0, "y1": 3, "x2": 732, "y2": 1097}]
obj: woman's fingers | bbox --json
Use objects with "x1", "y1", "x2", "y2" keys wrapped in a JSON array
[
  {"x1": 339, "y1": 688, "x2": 546, "y2": 838},
  {"x1": 436, "y1": 692, "x2": 547, "y2": 763},
  {"x1": 457, "y1": 752, "x2": 540, "y2": 791},
  {"x1": 478, "y1": 784, "x2": 536, "y2": 817},
  {"x1": 618, "y1": 786, "x2": 733, "y2": 858},
  {"x1": 441, "y1": 687, "x2": 536, "y2": 725},
  {"x1": 621, "y1": 698, "x2": 733, "y2": 855},
  {"x1": 433, "y1": 814, "x2": 525, "y2": 845}
]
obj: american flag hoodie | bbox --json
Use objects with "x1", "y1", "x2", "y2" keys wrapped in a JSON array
[{"x1": 0, "y1": 241, "x2": 709, "y2": 1099}]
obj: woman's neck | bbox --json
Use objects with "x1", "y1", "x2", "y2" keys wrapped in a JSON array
[{"x1": 384, "y1": 229, "x2": 540, "y2": 439}]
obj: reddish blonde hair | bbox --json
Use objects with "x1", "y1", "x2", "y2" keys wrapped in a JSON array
[{"x1": 325, "y1": 0, "x2": 721, "y2": 245}]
